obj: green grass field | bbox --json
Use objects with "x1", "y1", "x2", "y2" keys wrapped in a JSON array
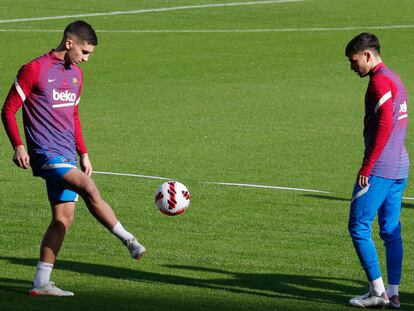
[{"x1": 1, "y1": 0, "x2": 414, "y2": 310}]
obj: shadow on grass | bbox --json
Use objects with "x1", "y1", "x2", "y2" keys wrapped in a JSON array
[
  {"x1": 303, "y1": 194, "x2": 414, "y2": 209},
  {"x1": 0, "y1": 257, "x2": 365, "y2": 305},
  {"x1": 2, "y1": 257, "x2": 414, "y2": 310},
  {"x1": 0, "y1": 277, "x2": 32, "y2": 295}
]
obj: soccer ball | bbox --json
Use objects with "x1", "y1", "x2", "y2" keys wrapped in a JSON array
[{"x1": 155, "y1": 181, "x2": 191, "y2": 216}]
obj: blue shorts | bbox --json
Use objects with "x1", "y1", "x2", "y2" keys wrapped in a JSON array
[{"x1": 37, "y1": 156, "x2": 79, "y2": 202}]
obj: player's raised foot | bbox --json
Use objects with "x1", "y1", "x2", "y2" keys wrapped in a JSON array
[
  {"x1": 125, "y1": 238, "x2": 146, "y2": 260},
  {"x1": 349, "y1": 291, "x2": 389, "y2": 308},
  {"x1": 28, "y1": 281, "x2": 74, "y2": 297},
  {"x1": 388, "y1": 295, "x2": 400, "y2": 309}
]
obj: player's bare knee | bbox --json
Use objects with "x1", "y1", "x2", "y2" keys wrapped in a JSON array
[
  {"x1": 80, "y1": 180, "x2": 101, "y2": 201},
  {"x1": 62, "y1": 216, "x2": 74, "y2": 231},
  {"x1": 51, "y1": 215, "x2": 73, "y2": 231}
]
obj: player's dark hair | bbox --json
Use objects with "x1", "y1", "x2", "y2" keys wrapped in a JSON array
[
  {"x1": 64, "y1": 20, "x2": 98, "y2": 45},
  {"x1": 345, "y1": 33, "x2": 380, "y2": 57}
]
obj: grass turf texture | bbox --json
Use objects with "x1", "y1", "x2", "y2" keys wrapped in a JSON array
[{"x1": 1, "y1": 0, "x2": 414, "y2": 310}]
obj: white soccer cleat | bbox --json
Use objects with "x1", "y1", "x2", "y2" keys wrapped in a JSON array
[
  {"x1": 349, "y1": 291, "x2": 389, "y2": 308},
  {"x1": 28, "y1": 281, "x2": 74, "y2": 297},
  {"x1": 126, "y1": 238, "x2": 146, "y2": 260}
]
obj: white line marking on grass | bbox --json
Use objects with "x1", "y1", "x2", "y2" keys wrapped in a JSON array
[
  {"x1": 94, "y1": 171, "x2": 171, "y2": 181},
  {"x1": 93, "y1": 170, "x2": 414, "y2": 198},
  {"x1": 203, "y1": 181, "x2": 331, "y2": 193},
  {"x1": 0, "y1": 29, "x2": 62, "y2": 32},
  {"x1": 0, "y1": 0, "x2": 304, "y2": 24},
  {"x1": 93, "y1": 170, "x2": 330, "y2": 194},
  {"x1": 99, "y1": 25, "x2": 414, "y2": 33},
  {"x1": 2, "y1": 24, "x2": 414, "y2": 34}
]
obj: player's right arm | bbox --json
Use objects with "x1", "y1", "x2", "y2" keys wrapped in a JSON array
[
  {"x1": 1, "y1": 61, "x2": 40, "y2": 169},
  {"x1": 357, "y1": 73, "x2": 395, "y2": 187}
]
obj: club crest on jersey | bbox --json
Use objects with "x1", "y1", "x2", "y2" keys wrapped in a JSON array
[
  {"x1": 399, "y1": 101, "x2": 407, "y2": 113},
  {"x1": 72, "y1": 77, "x2": 78, "y2": 86}
]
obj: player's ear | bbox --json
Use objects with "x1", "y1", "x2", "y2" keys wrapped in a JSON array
[
  {"x1": 65, "y1": 38, "x2": 74, "y2": 50},
  {"x1": 363, "y1": 50, "x2": 372, "y2": 63}
]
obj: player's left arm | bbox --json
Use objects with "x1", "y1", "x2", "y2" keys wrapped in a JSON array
[
  {"x1": 359, "y1": 75, "x2": 395, "y2": 181},
  {"x1": 74, "y1": 105, "x2": 92, "y2": 176},
  {"x1": 74, "y1": 73, "x2": 92, "y2": 176},
  {"x1": 80, "y1": 153, "x2": 92, "y2": 177}
]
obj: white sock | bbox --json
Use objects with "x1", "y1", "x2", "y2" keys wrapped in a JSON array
[
  {"x1": 111, "y1": 221, "x2": 134, "y2": 243},
  {"x1": 34, "y1": 261, "x2": 53, "y2": 287},
  {"x1": 370, "y1": 277, "x2": 386, "y2": 296},
  {"x1": 387, "y1": 284, "x2": 399, "y2": 297}
]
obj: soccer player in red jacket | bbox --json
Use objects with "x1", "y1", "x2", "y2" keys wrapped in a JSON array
[
  {"x1": 2, "y1": 20, "x2": 145, "y2": 296},
  {"x1": 346, "y1": 33, "x2": 408, "y2": 309}
]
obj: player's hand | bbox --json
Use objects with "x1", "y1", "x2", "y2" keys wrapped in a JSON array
[
  {"x1": 80, "y1": 153, "x2": 92, "y2": 177},
  {"x1": 357, "y1": 173, "x2": 369, "y2": 188},
  {"x1": 13, "y1": 145, "x2": 30, "y2": 169}
]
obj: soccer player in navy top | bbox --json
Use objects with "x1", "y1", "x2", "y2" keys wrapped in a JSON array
[
  {"x1": 345, "y1": 33, "x2": 408, "y2": 309},
  {"x1": 2, "y1": 21, "x2": 146, "y2": 296}
]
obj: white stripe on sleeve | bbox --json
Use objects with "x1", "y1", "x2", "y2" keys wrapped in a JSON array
[
  {"x1": 14, "y1": 79, "x2": 26, "y2": 102},
  {"x1": 374, "y1": 91, "x2": 392, "y2": 113}
]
